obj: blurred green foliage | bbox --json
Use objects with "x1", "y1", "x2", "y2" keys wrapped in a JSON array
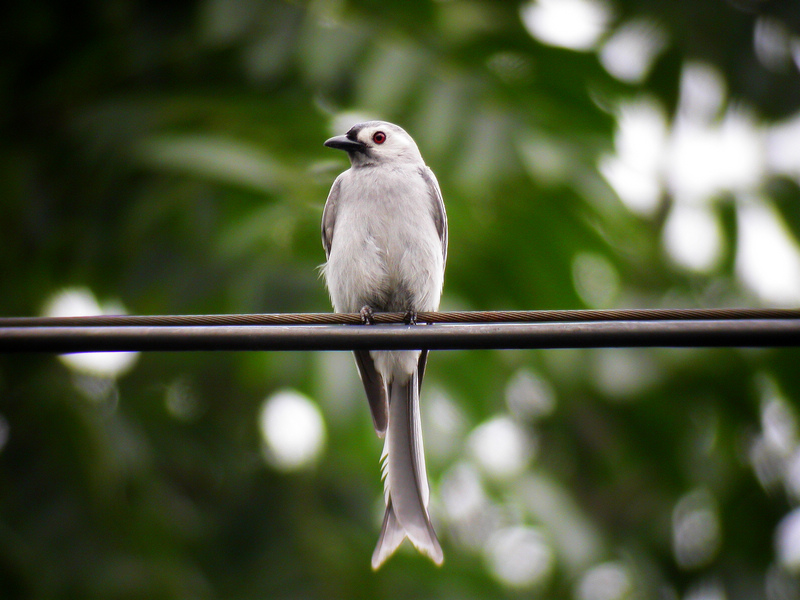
[{"x1": 2, "y1": 0, "x2": 800, "y2": 598}]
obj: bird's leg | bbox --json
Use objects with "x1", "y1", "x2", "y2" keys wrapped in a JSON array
[
  {"x1": 360, "y1": 305, "x2": 376, "y2": 325},
  {"x1": 403, "y1": 310, "x2": 418, "y2": 325}
]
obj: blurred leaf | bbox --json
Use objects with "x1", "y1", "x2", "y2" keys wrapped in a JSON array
[{"x1": 135, "y1": 133, "x2": 286, "y2": 193}]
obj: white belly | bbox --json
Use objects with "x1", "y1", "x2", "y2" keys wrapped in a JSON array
[{"x1": 323, "y1": 168, "x2": 444, "y2": 315}]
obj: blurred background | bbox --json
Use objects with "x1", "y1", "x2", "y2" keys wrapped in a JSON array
[{"x1": 2, "y1": 0, "x2": 800, "y2": 598}]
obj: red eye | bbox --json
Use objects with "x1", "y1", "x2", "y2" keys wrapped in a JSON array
[{"x1": 373, "y1": 131, "x2": 386, "y2": 144}]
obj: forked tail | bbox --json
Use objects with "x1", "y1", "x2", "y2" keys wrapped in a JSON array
[{"x1": 371, "y1": 367, "x2": 442, "y2": 569}]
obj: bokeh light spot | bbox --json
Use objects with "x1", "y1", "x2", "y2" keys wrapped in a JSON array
[
  {"x1": 468, "y1": 416, "x2": 535, "y2": 479},
  {"x1": 572, "y1": 252, "x2": 621, "y2": 308},
  {"x1": 505, "y1": 368, "x2": 556, "y2": 421},
  {"x1": 600, "y1": 19, "x2": 668, "y2": 83},
  {"x1": 663, "y1": 204, "x2": 723, "y2": 272},
  {"x1": 259, "y1": 389, "x2": 326, "y2": 472},
  {"x1": 485, "y1": 526, "x2": 554, "y2": 588},
  {"x1": 776, "y1": 508, "x2": 800, "y2": 574},
  {"x1": 593, "y1": 349, "x2": 660, "y2": 399},
  {"x1": 672, "y1": 489, "x2": 722, "y2": 570},
  {"x1": 521, "y1": 0, "x2": 611, "y2": 51},
  {"x1": 43, "y1": 287, "x2": 139, "y2": 379},
  {"x1": 576, "y1": 562, "x2": 633, "y2": 600},
  {"x1": 736, "y1": 203, "x2": 800, "y2": 306},
  {"x1": 165, "y1": 378, "x2": 204, "y2": 422},
  {"x1": 599, "y1": 97, "x2": 667, "y2": 215}
]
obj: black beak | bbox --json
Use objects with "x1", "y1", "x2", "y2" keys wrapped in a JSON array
[{"x1": 324, "y1": 135, "x2": 366, "y2": 154}]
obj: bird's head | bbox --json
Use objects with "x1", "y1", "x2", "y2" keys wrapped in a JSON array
[{"x1": 324, "y1": 121, "x2": 424, "y2": 167}]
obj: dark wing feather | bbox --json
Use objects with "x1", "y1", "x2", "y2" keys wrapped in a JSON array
[
  {"x1": 419, "y1": 167, "x2": 448, "y2": 265},
  {"x1": 417, "y1": 168, "x2": 445, "y2": 393},
  {"x1": 417, "y1": 349, "x2": 428, "y2": 393},
  {"x1": 353, "y1": 350, "x2": 388, "y2": 437},
  {"x1": 321, "y1": 177, "x2": 341, "y2": 259}
]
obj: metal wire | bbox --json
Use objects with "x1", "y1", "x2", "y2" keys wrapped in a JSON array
[
  {"x1": 0, "y1": 309, "x2": 799, "y2": 353},
  {"x1": 2, "y1": 307, "x2": 799, "y2": 327}
]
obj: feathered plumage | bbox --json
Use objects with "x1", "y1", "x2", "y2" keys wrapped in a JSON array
[{"x1": 321, "y1": 121, "x2": 447, "y2": 568}]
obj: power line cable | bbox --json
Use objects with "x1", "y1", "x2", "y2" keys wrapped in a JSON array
[
  {"x1": 1, "y1": 307, "x2": 799, "y2": 327},
  {"x1": 1, "y1": 309, "x2": 798, "y2": 353}
]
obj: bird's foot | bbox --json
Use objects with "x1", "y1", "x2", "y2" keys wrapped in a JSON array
[
  {"x1": 360, "y1": 306, "x2": 376, "y2": 325},
  {"x1": 403, "y1": 310, "x2": 418, "y2": 325}
]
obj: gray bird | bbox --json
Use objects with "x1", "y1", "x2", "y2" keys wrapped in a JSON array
[{"x1": 321, "y1": 121, "x2": 447, "y2": 568}]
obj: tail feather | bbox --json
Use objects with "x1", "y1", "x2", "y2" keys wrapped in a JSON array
[
  {"x1": 372, "y1": 367, "x2": 443, "y2": 568},
  {"x1": 371, "y1": 501, "x2": 404, "y2": 569}
]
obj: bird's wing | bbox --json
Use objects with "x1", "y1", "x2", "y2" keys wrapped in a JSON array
[
  {"x1": 353, "y1": 350, "x2": 388, "y2": 437},
  {"x1": 417, "y1": 349, "x2": 428, "y2": 393},
  {"x1": 321, "y1": 176, "x2": 341, "y2": 259},
  {"x1": 419, "y1": 166, "x2": 448, "y2": 265}
]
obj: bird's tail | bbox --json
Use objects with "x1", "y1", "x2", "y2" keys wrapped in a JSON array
[{"x1": 371, "y1": 367, "x2": 443, "y2": 569}]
